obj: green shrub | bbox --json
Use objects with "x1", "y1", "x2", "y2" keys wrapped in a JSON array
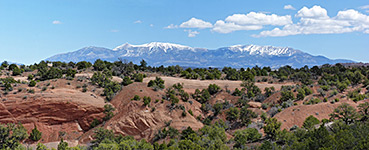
[
  {"x1": 302, "y1": 115, "x2": 320, "y2": 129},
  {"x1": 28, "y1": 89, "x2": 35, "y2": 94},
  {"x1": 261, "y1": 103, "x2": 268, "y2": 110},
  {"x1": 143, "y1": 96, "x2": 151, "y2": 106},
  {"x1": 208, "y1": 84, "x2": 221, "y2": 95},
  {"x1": 42, "y1": 87, "x2": 47, "y2": 91},
  {"x1": 148, "y1": 77, "x2": 165, "y2": 89},
  {"x1": 188, "y1": 109, "x2": 193, "y2": 116},
  {"x1": 29, "y1": 126, "x2": 42, "y2": 141},
  {"x1": 131, "y1": 95, "x2": 141, "y2": 101},
  {"x1": 82, "y1": 87, "x2": 87, "y2": 92},
  {"x1": 234, "y1": 128, "x2": 261, "y2": 148},
  {"x1": 122, "y1": 76, "x2": 133, "y2": 86},
  {"x1": 133, "y1": 73, "x2": 144, "y2": 82},
  {"x1": 90, "y1": 119, "x2": 101, "y2": 129},
  {"x1": 182, "y1": 110, "x2": 187, "y2": 117},
  {"x1": 29, "y1": 80, "x2": 36, "y2": 87}
]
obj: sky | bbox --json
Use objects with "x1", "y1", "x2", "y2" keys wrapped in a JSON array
[{"x1": 0, "y1": 0, "x2": 369, "y2": 64}]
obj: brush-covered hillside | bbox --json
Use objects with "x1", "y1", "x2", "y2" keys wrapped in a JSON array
[{"x1": 1, "y1": 59, "x2": 369, "y2": 149}]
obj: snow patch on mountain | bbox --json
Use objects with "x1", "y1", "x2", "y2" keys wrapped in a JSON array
[
  {"x1": 229, "y1": 44, "x2": 297, "y2": 56},
  {"x1": 46, "y1": 42, "x2": 354, "y2": 68},
  {"x1": 114, "y1": 42, "x2": 194, "y2": 52}
]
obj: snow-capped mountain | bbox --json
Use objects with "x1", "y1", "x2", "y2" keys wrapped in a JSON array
[
  {"x1": 112, "y1": 42, "x2": 199, "y2": 57},
  {"x1": 46, "y1": 42, "x2": 354, "y2": 68},
  {"x1": 228, "y1": 45, "x2": 296, "y2": 56}
]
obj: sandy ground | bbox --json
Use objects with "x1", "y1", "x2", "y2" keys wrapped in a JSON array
[
  {"x1": 143, "y1": 76, "x2": 294, "y2": 93},
  {"x1": 274, "y1": 99, "x2": 369, "y2": 130},
  {"x1": 75, "y1": 73, "x2": 122, "y2": 82}
]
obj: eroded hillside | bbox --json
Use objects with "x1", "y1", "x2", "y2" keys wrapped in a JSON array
[{"x1": 1, "y1": 60, "x2": 369, "y2": 149}]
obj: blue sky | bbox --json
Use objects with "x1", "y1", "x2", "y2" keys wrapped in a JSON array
[{"x1": 0, "y1": 0, "x2": 369, "y2": 64}]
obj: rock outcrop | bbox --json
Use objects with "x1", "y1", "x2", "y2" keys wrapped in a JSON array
[{"x1": 0, "y1": 88, "x2": 105, "y2": 143}]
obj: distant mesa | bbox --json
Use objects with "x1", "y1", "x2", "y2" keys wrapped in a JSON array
[{"x1": 46, "y1": 42, "x2": 354, "y2": 68}]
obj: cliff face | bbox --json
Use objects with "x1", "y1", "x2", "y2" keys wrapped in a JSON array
[{"x1": 0, "y1": 88, "x2": 105, "y2": 143}]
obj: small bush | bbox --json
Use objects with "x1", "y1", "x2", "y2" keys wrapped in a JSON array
[
  {"x1": 27, "y1": 74, "x2": 34, "y2": 80},
  {"x1": 188, "y1": 109, "x2": 193, "y2": 116},
  {"x1": 29, "y1": 80, "x2": 36, "y2": 87},
  {"x1": 261, "y1": 103, "x2": 268, "y2": 110},
  {"x1": 147, "y1": 77, "x2": 165, "y2": 90},
  {"x1": 208, "y1": 84, "x2": 221, "y2": 95},
  {"x1": 182, "y1": 110, "x2": 187, "y2": 117},
  {"x1": 131, "y1": 95, "x2": 141, "y2": 101},
  {"x1": 143, "y1": 96, "x2": 151, "y2": 106},
  {"x1": 29, "y1": 126, "x2": 42, "y2": 141},
  {"x1": 28, "y1": 89, "x2": 35, "y2": 94},
  {"x1": 41, "y1": 87, "x2": 47, "y2": 91},
  {"x1": 90, "y1": 119, "x2": 101, "y2": 129}
]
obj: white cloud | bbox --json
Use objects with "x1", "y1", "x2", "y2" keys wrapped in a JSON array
[
  {"x1": 255, "y1": 6, "x2": 369, "y2": 37},
  {"x1": 150, "y1": 24, "x2": 154, "y2": 27},
  {"x1": 225, "y1": 12, "x2": 292, "y2": 26},
  {"x1": 213, "y1": 20, "x2": 262, "y2": 33},
  {"x1": 359, "y1": 5, "x2": 369, "y2": 10},
  {"x1": 296, "y1": 5, "x2": 329, "y2": 19},
  {"x1": 52, "y1": 20, "x2": 62, "y2": 24},
  {"x1": 185, "y1": 30, "x2": 199, "y2": 37},
  {"x1": 284, "y1": 5, "x2": 296, "y2": 10},
  {"x1": 166, "y1": 5, "x2": 369, "y2": 37},
  {"x1": 164, "y1": 24, "x2": 178, "y2": 29},
  {"x1": 134, "y1": 20, "x2": 142, "y2": 24},
  {"x1": 180, "y1": 18, "x2": 213, "y2": 29},
  {"x1": 211, "y1": 12, "x2": 291, "y2": 33},
  {"x1": 110, "y1": 29, "x2": 119, "y2": 33}
]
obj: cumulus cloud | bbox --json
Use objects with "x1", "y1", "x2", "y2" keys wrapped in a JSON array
[
  {"x1": 295, "y1": 5, "x2": 329, "y2": 19},
  {"x1": 164, "y1": 24, "x2": 178, "y2": 29},
  {"x1": 134, "y1": 20, "x2": 142, "y2": 24},
  {"x1": 180, "y1": 18, "x2": 213, "y2": 29},
  {"x1": 212, "y1": 20, "x2": 262, "y2": 33},
  {"x1": 211, "y1": 12, "x2": 291, "y2": 33},
  {"x1": 284, "y1": 5, "x2": 296, "y2": 10},
  {"x1": 52, "y1": 20, "x2": 62, "y2": 24},
  {"x1": 166, "y1": 5, "x2": 369, "y2": 37},
  {"x1": 255, "y1": 5, "x2": 369, "y2": 37},
  {"x1": 225, "y1": 12, "x2": 292, "y2": 26},
  {"x1": 185, "y1": 30, "x2": 199, "y2": 37}
]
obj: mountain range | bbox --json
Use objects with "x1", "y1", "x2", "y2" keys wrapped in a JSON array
[{"x1": 46, "y1": 42, "x2": 354, "y2": 68}]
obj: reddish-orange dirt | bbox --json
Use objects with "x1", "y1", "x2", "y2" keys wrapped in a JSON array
[
  {"x1": 274, "y1": 99, "x2": 369, "y2": 130},
  {"x1": 0, "y1": 88, "x2": 106, "y2": 143},
  {"x1": 81, "y1": 82, "x2": 205, "y2": 142}
]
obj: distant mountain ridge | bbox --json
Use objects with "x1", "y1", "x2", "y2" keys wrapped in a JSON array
[{"x1": 46, "y1": 42, "x2": 354, "y2": 68}]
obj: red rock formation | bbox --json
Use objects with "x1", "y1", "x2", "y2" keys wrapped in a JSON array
[{"x1": 0, "y1": 88, "x2": 105, "y2": 143}]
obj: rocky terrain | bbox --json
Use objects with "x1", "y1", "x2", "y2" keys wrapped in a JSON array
[{"x1": 1, "y1": 61, "x2": 368, "y2": 149}]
